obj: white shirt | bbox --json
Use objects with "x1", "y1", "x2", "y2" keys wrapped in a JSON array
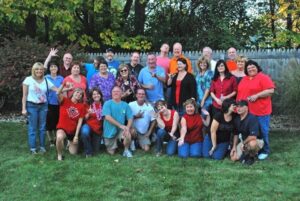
[
  {"x1": 23, "y1": 76, "x2": 54, "y2": 103},
  {"x1": 129, "y1": 101, "x2": 155, "y2": 134}
]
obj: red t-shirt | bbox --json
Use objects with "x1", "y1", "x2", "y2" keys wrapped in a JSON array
[
  {"x1": 57, "y1": 97, "x2": 86, "y2": 134},
  {"x1": 210, "y1": 76, "x2": 237, "y2": 109},
  {"x1": 160, "y1": 110, "x2": 175, "y2": 133},
  {"x1": 183, "y1": 114, "x2": 203, "y2": 144},
  {"x1": 175, "y1": 80, "x2": 182, "y2": 104},
  {"x1": 237, "y1": 72, "x2": 275, "y2": 116},
  {"x1": 86, "y1": 103, "x2": 103, "y2": 135},
  {"x1": 63, "y1": 75, "x2": 87, "y2": 101},
  {"x1": 226, "y1": 60, "x2": 237, "y2": 72}
]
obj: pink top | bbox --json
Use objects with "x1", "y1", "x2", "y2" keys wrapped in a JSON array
[
  {"x1": 157, "y1": 56, "x2": 170, "y2": 77},
  {"x1": 63, "y1": 75, "x2": 87, "y2": 102}
]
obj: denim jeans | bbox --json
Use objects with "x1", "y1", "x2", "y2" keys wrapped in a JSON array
[
  {"x1": 26, "y1": 102, "x2": 48, "y2": 151},
  {"x1": 257, "y1": 115, "x2": 271, "y2": 154},
  {"x1": 156, "y1": 128, "x2": 177, "y2": 155},
  {"x1": 174, "y1": 105, "x2": 185, "y2": 117},
  {"x1": 202, "y1": 134, "x2": 229, "y2": 160},
  {"x1": 178, "y1": 142, "x2": 203, "y2": 158},
  {"x1": 81, "y1": 124, "x2": 101, "y2": 155}
]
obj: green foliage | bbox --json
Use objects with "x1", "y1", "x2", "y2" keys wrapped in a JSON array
[
  {"x1": 0, "y1": 36, "x2": 86, "y2": 110},
  {"x1": 0, "y1": 122, "x2": 300, "y2": 200},
  {"x1": 278, "y1": 59, "x2": 300, "y2": 117}
]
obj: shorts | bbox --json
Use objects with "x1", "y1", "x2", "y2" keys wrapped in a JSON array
[
  {"x1": 136, "y1": 131, "x2": 150, "y2": 146},
  {"x1": 57, "y1": 128, "x2": 75, "y2": 141},
  {"x1": 46, "y1": 104, "x2": 59, "y2": 130},
  {"x1": 236, "y1": 139, "x2": 264, "y2": 159},
  {"x1": 104, "y1": 130, "x2": 124, "y2": 150}
]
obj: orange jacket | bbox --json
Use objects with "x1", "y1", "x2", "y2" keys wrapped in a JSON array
[{"x1": 169, "y1": 55, "x2": 193, "y2": 74}]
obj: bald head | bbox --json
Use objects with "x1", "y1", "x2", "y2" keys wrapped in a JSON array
[
  {"x1": 173, "y1": 42, "x2": 182, "y2": 58},
  {"x1": 227, "y1": 47, "x2": 237, "y2": 60}
]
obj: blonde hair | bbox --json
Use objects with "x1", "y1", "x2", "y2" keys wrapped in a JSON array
[
  {"x1": 235, "y1": 55, "x2": 248, "y2": 63},
  {"x1": 183, "y1": 98, "x2": 198, "y2": 113},
  {"x1": 197, "y1": 56, "x2": 210, "y2": 71},
  {"x1": 31, "y1": 62, "x2": 44, "y2": 79},
  {"x1": 70, "y1": 88, "x2": 84, "y2": 102}
]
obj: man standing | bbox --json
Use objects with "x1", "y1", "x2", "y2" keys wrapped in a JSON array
[
  {"x1": 169, "y1": 42, "x2": 192, "y2": 75},
  {"x1": 127, "y1": 51, "x2": 144, "y2": 77},
  {"x1": 138, "y1": 53, "x2": 166, "y2": 104},
  {"x1": 102, "y1": 86, "x2": 134, "y2": 157},
  {"x1": 202, "y1": 46, "x2": 217, "y2": 72},
  {"x1": 44, "y1": 48, "x2": 73, "y2": 77},
  {"x1": 129, "y1": 88, "x2": 156, "y2": 152},
  {"x1": 230, "y1": 100, "x2": 264, "y2": 165},
  {"x1": 156, "y1": 43, "x2": 170, "y2": 76},
  {"x1": 105, "y1": 48, "x2": 120, "y2": 77},
  {"x1": 226, "y1": 47, "x2": 238, "y2": 72}
]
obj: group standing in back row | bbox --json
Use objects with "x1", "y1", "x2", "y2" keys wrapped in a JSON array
[{"x1": 21, "y1": 43, "x2": 275, "y2": 164}]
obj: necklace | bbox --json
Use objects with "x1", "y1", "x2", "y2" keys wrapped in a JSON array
[{"x1": 92, "y1": 102, "x2": 102, "y2": 120}]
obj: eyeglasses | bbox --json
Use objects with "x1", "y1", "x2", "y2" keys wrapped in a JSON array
[{"x1": 120, "y1": 69, "x2": 128, "y2": 73}]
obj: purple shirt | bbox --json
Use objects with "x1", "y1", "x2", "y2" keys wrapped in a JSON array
[{"x1": 90, "y1": 73, "x2": 115, "y2": 101}]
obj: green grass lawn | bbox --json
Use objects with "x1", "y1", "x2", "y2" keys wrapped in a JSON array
[{"x1": 0, "y1": 122, "x2": 299, "y2": 201}]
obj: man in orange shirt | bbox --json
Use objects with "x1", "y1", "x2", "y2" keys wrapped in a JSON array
[
  {"x1": 226, "y1": 47, "x2": 238, "y2": 72},
  {"x1": 169, "y1": 42, "x2": 193, "y2": 75}
]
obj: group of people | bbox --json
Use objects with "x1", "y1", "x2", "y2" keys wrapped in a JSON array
[{"x1": 21, "y1": 43, "x2": 275, "y2": 165}]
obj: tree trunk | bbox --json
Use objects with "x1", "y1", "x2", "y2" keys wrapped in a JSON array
[
  {"x1": 44, "y1": 16, "x2": 49, "y2": 43},
  {"x1": 134, "y1": 0, "x2": 148, "y2": 35},
  {"x1": 269, "y1": 0, "x2": 277, "y2": 47},
  {"x1": 25, "y1": 13, "x2": 37, "y2": 38}
]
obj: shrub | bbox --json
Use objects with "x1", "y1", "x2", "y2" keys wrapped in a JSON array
[
  {"x1": 0, "y1": 36, "x2": 87, "y2": 111},
  {"x1": 277, "y1": 59, "x2": 300, "y2": 117}
]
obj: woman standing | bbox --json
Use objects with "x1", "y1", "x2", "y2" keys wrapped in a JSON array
[
  {"x1": 203, "y1": 99, "x2": 236, "y2": 160},
  {"x1": 237, "y1": 60, "x2": 275, "y2": 160},
  {"x1": 45, "y1": 62, "x2": 64, "y2": 147},
  {"x1": 210, "y1": 60, "x2": 237, "y2": 115},
  {"x1": 63, "y1": 61, "x2": 87, "y2": 101},
  {"x1": 22, "y1": 62, "x2": 56, "y2": 154},
  {"x1": 115, "y1": 64, "x2": 140, "y2": 103},
  {"x1": 177, "y1": 98, "x2": 210, "y2": 158},
  {"x1": 168, "y1": 58, "x2": 197, "y2": 116},
  {"x1": 195, "y1": 57, "x2": 214, "y2": 110},
  {"x1": 155, "y1": 100, "x2": 180, "y2": 156},
  {"x1": 80, "y1": 88, "x2": 104, "y2": 157},
  {"x1": 231, "y1": 56, "x2": 247, "y2": 84},
  {"x1": 56, "y1": 84, "x2": 86, "y2": 161},
  {"x1": 89, "y1": 60, "x2": 115, "y2": 102}
]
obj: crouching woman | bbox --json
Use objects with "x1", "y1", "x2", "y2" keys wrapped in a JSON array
[
  {"x1": 177, "y1": 98, "x2": 210, "y2": 158},
  {"x1": 56, "y1": 84, "x2": 86, "y2": 160}
]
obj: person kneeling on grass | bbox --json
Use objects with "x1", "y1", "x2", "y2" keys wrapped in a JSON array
[
  {"x1": 177, "y1": 98, "x2": 210, "y2": 158},
  {"x1": 80, "y1": 88, "x2": 104, "y2": 158},
  {"x1": 129, "y1": 88, "x2": 156, "y2": 152},
  {"x1": 154, "y1": 100, "x2": 180, "y2": 156},
  {"x1": 56, "y1": 84, "x2": 86, "y2": 161},
  {"x1": 230, "y1": 100, "x2": 264, "y2": 165},
  {"x1": 203, "y1": 99, "x2": 236, "y2": 160},
  {"x1": 102, "y1": 86, "x2": 134, "y2": 158}
]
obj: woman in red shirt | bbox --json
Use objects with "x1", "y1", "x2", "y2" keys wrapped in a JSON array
[
  {"x1": 177, "y1": 98, "x2": 210, "y2": 158},
  {"x1": 154, "y1": 100, "x2": 180, "y2": 156},
  {"x1": 210, "y1": 60, "x2": 237, "y2": 115},
  {"x1": 56, "y1": 83, "x2": 86, "y2": 160},
  {"x1": 80, "y1": 88, "x2": 104, "y2": 157}
]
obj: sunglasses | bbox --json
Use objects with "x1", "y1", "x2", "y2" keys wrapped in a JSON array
[{"x1": 120, "y1": 69, "x2": 128, "y2": 73}]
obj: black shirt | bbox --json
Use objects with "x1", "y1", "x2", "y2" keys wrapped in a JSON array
[
  {"x1": 234, "y1": 113, "x2": 260, "y2": 141},
  {"x1": 213, "y1": 112, "x2": 235, "y2": 144},
  {"x1": 127, "y1": 63, "x2": 144, "y2": 78}
]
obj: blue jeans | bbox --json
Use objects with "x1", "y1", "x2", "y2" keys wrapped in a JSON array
[
  {"x1": 257, "y1": 115, "x2": 271, "y2": 154},
  {"x1": 174, "y1": 105, "x2": 185, "y2": 117},
  {"x1": 156, "y1": 128, "x2": 177, "y2": 156},
  {"x1": 202, "y1": 134, "x2": 229, "y2": 160},
  {"x1": 26, "y1": 102, "x2": 48, "y2": 151},
  {"x1": 178, "y1": 142, "x2": 203, "y2": 158},
  {"x1": 81, "y1": 124, "x2": 101, "y2": 155}
]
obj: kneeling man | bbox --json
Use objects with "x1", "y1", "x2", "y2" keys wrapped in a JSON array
[
  {"x1": 230, "y1": 100, "x2": 264, "y2": 165},
  {"x1": 102, "y1": 86, "x2": 134, "y2": 157},
  {"x1": 129, "y1": 88, "x2": 156, "y2": 151}
]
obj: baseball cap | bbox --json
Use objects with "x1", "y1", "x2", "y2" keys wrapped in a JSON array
[
  {"x1": 236, "y1": 100, "x2": 248, "y2": 107},
  {"x1": 106, "y1": 48, "x2": 114, "y2": 53}
]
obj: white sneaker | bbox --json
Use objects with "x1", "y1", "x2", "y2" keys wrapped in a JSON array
[
  {"x1": 130, "y1": 141, "x2": 136, "y2": 151},
  {"x1": 123, "y1": 150, "x2": 133, "y2": 158},
  {"x1": 258, "y1": 153, "x2": 268, "y2": 160}
]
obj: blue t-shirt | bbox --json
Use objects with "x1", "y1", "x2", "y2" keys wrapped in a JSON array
[
  {"x1": 138, "y1": 66, "x2": 165, "y2": 102},
  {"x1": 84, "y1": 63, "x2": 99, "y2": 86},
  {"x1": 45, "y1": 74, "x2": 64, "y2": 105},
  {"x1": 107, "y1": 60, "x2": 120, "y2": 78},
  {"x1": 102, "y1": 100, "x2": 133, "y2": 138}
]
